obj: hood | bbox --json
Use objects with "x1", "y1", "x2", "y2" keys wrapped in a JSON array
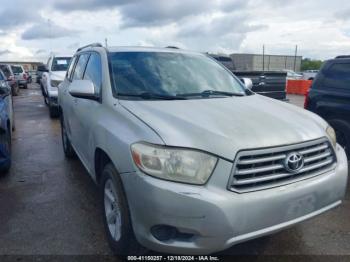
[
  {"x1": 49, "y1": 71, "x2": 66, "y2": 81},
  {"x1": 120, "y1": 95, "x2": 329, "y2": 161}
]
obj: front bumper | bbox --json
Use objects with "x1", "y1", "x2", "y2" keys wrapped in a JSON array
[{"x1": 121, "y1": 144, "x2": 348, "y2": 254}]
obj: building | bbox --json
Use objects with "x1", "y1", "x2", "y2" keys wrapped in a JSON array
[
  {"x1": 230, "y1": 53, "x2": 302, "y2": 72},
  {"x1": 0, "y1": 61, "x2": 44, "y2": 71}
]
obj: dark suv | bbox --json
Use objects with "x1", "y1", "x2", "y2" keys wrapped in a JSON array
[{"x1": 305, "y1": 56, "x2": 350, "y2": 156}]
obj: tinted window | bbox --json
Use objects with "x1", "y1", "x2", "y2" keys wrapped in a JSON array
[
  {"x1": 11, "y1": 66, "x2": 23, "y2": 74},
  {"x1": 67, "y1": 56, "x2": 77, "y2": 80},
  {"x1": 51, "y1": 57, "x2": 71, "y2": 71},
  {"x1": 72, "y1": 54, "x2": 90, "y2": 80},
  {"x1": 324, "y1": 63, "x2": 350, "y2": 89},
  {"x1": 83, "y1": 53, "x2": 102, "y2": 94},
  {"x1": 108, "y1": 52, "x2": 245, "y2": 98},
  {"x1": 0, "y1": 65, "x2": 11, "y2": 78}
]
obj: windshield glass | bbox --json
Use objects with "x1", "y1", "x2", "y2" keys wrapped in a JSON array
[
  {"x1": 11, "y1": 66, "x2": 23, "y2": 74},
  {"x1": 51, "y1": 57, "x2": 71, "y2": 71},
  {"x1": 108, "y1": 52, "x2": 245, "y2": 99}
]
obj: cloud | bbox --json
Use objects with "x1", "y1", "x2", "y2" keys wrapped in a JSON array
[
  {"x1": 21, "y1": 23, "x2": 80, "y2": 40},
  {"x1": 53, "y1": 0, "x2": 249, "y2": 28},
  {"x1": 335, "y1": 8, "x2": 350, "y2": 20},
  {"x1": 35, "y1": 49, "x2": 46, "y2": 54},
  {"x1": 0, "y1": 49, "x2": 12, "y2": 56}
]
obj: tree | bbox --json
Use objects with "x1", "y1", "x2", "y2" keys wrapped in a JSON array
[{"x1": 301, "y1": 58, "x2": 323, "y2": 71}]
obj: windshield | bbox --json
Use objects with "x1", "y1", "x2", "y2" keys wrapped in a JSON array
[
  {"x1": 11, "y1": 66, "x2": 23, "y2": 74},
  {"x1": 108, "y1": 52, "x2": 245, "y2": 99},
  {"x1": 51, "y1": 57, "x2": 71, "y2": 71}
]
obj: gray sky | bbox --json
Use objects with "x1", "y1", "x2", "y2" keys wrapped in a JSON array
[{"x1": 0, "y1": 0, "x2": 350, "y2": 62}]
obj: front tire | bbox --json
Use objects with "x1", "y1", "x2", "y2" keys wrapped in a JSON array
[
  {"x1": 0, "y1": 126, "x2": 11, "y2": 174},
  {"x1": 100, "y1": 163, "x2": 145, "y2": 255}
]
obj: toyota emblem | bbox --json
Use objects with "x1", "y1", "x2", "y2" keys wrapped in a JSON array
[{"x1": 284, "y1": 152, "x2": 304, "y2": 173}]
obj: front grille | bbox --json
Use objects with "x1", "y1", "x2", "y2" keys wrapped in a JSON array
[{"x1": 229, "y1": 138, "x2": 337, "y2": 193}]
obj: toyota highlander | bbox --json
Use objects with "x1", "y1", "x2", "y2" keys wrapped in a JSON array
[{"x1": 58, "y1": 44, "x2": 348, "y2": 255}]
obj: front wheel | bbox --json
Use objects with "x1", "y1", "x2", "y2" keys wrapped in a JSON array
[
  {"x1": 100, "y1": 163, "x2": 145, "y2": 255},
  {"x1": 0, "y1": 127, "x2": 11, "y2": 174}
]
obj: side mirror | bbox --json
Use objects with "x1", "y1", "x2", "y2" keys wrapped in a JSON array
[
  {"x1": 69, "y1": 80, "x2": 98, "y2": 100},
  {"x1": 241, "y1": 78, "x2": 253, "y2": 90},
  {"x1": 38, "y1": 66, "x2": 49, "y2": 72}
]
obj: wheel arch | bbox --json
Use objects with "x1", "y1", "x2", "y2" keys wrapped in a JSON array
[{"x1": 94, "y1": 147, "x2": 117, "y2": 185}]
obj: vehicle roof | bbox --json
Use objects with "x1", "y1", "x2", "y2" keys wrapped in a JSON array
[
  {"x1": 51, "y1": 54, "x2": 72, "y2": 58},
  {"x1": 105, "y1": 46, "x2": 201, "y2": 55}
]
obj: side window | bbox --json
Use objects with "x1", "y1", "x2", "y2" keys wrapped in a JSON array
[
  {"x1": 83, "y1": 53, "x2": 102, "y2": 94},
  {"x1": 324, "y1": 63, "x2": 350, "y2": 89},
  {"x1": 72, "y1": 54, "x2": 90, "y2": 80},
  {"x1": 0, "y1": 65, "x2": 10, "y2": 78},
  {"x1": 67, "y1": 56, "x2": 77, "y2": 81}
]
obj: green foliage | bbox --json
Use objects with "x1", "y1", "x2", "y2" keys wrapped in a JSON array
[{"x1": 301, "y1": 58, "x2": 323, "y2": 71}]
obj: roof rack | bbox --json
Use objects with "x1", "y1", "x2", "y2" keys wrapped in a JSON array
[
  {"x1": 335, "y1": 55, "x2": 350, "y2": 59},
  {"x1": 165, "y1": 46, "x2": 180, "y2": 49},
  {"x1": 77, "y1": 43, "x2": 103, "y2": 52}
]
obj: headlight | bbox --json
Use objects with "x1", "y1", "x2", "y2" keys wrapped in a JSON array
[
  {"x1": 326, "y1": 126, "x2": 337, "y2": 147},
  {"x1": 131, "y1": 143, "x2": 218, "y2": 185},
  {"x1": 50, "y1": 80, "x2": 62, "y2": 87}
]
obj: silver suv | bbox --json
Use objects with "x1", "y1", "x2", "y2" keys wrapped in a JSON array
[
  {"x1": 41, "y1": 54, "x2": 71, "y2": 117},
  {"x1": 58, "y1": 44, "x2": 348, "y2": 255}
]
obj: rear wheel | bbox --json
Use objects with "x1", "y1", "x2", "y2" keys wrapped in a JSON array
[
  {"x1": 49, "y1": 106, "x2": 59, "y2": 118},
  {"x1": 329, "y1": 119, "x2": 350, "y2": 157},
  {"x1": 100, "y1": 163, "x2": 145, "y2": 255},
  {"x1": 60, "y1": 114, "x2": 75, "y2": 158},
  {"x1": 11, "y1": 85, "x2": 18, "y2": 96}
]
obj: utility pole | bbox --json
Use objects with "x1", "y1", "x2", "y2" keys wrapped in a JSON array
[
  {"x1": 294, "y1": 45, "x2": 298, "y2": 72},
  {"x1": 262, "y1": 44, "x2": 265, "y2": 71},
  {"x1": 105, "y1": 38, "x2": 108, "y2": 48},
  {"x1": 48, "y1": 19, "x2": 52, "y2": 53}
]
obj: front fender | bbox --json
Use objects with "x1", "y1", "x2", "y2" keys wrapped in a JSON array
[{"x1": 91, "y1": 104, "x2": 164, "y2": 179}]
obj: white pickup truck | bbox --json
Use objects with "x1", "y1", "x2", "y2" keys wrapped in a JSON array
[{"x1": 40, "y1": 54, "x2": 71, "y2": 117}]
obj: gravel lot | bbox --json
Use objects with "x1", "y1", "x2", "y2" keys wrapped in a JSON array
[{"x1": 0, "y1": 85, "x2": 349, "y2": 257}]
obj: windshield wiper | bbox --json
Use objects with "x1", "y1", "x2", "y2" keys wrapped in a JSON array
[
  {"x1": 176, "y1": 90, "x2": 245, "y2": 98},
  {"x1": 117, "y1": 92, "x2": 187, "y2": 100}
]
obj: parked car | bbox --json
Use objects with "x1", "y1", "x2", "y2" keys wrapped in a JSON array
[
  {"x1": 36, "y1": 64, "x2": 46, "y2": 84},
  {"x1": 58, "y1": 44, "x2": 348, "y2": 255},
  {"x1": 302, "y1": 70, "x2": 319, "y2": 80},
  {"x1": 0, "y1": 70, "x2": 13, "y2": 173},
  {"x1": 305, "y1": 56, "x2": 350, "y2": 156},
  {"x1": 40, "y1": 54, "x2": 71, "y2": 117},
  {"x1": 0, "y1": 64, "x2": 19, "y2": 96},
  {"x1": 11, "y1": 65, "x2": 28, "y2": 89},
  {"x1": 283, "y1": 69, "x2": 303, "y2": 80}
]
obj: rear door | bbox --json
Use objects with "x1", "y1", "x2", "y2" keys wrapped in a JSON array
[
  {"x1": 66, "y1": 53, "x2": 90, "y2": 156},
  {"x1": 73, "y1": 52, "x2": 103, "y2": 168}
]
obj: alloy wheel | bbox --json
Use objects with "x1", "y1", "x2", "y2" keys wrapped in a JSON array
[{"x1": 104, "y1": 178, "x2": 122, "y2": 241}]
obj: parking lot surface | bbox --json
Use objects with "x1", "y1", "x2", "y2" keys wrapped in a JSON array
[{"x1": 0, "y1": 84, "x2": 349, "y2": 255}]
